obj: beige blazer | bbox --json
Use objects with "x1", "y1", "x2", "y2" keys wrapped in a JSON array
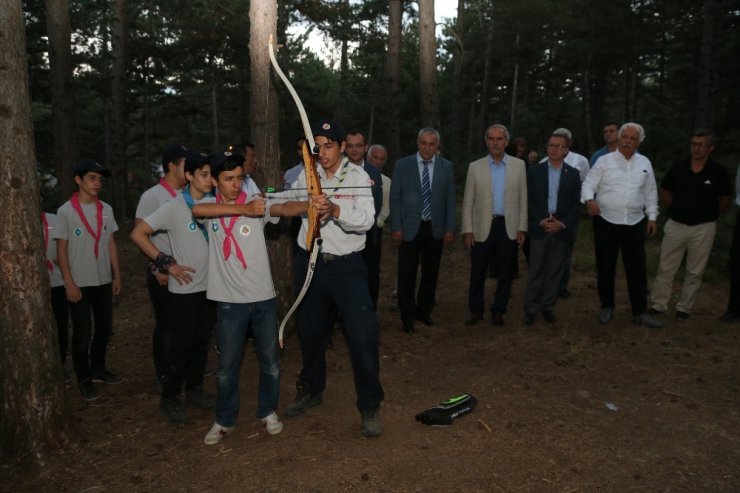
[{"x1": 461, "y1": 154, "x2": 528, "y2": 241}]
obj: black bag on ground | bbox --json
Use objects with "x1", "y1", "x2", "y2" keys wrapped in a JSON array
[{"x1": 415, "y1": 393, "x2": 478, "y2": 426}]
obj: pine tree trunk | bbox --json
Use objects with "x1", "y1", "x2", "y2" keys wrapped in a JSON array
[
  {"x1": 0, "y1": 0, "x2": 70, "y2": 459},
  {"x1": 695, "y1": 0, "x2": 715, "y2": 130},
  {"x1": 44, "y1": 0, "x2": 77, "y2": 203},
  {"x1": 451, "y1": 0, "x2": 465, "y2": 167},
  {"x1": 110, "y1": 0, "x2": 129, "y2": 217},
  {"x1": 386, "y1": 0, "x2": 402, "y2": 167},
  {"x1": 249, "y1": 0, "x2": 292, "y2": 318},
  {"x1": 418, "y1": 0, "x2": 439, "y2": 130},
  {"x1": 478, "y1": 3, "x2": 494, "y2": 134}
]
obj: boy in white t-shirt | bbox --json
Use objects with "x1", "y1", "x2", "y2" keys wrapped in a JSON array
[
  {"x1": 134, "y1": 144, "x2": 188, "y2": 388},
  {"x1": 131, "y1": 150, "x2": 216, "y2": 424},
  {"x1": 192, "y1": 150, "x2": 316, "y2": 445},
  {"x1": 55, "y1": 160, "x2": 122, "y2": 401}
]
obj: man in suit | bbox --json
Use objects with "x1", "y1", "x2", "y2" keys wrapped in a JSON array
[
  {"x1": 346, "y1": 131, "x2": 384, "y2": 309},
  {"x1": 523, "y1": 132, "x2": 582, "y2": 324},
  {"x1": 461, "y1": 124, "x2": 527, "y2": 326},
  {"x1": 390, "y1": 128, "x2": 456, "y2": 333}
]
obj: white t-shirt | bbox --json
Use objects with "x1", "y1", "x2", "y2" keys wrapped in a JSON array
[
  {"x1": 135, "y1": 182, "x2": 180, "y2": 255},
  {"x1": 55, "y1": 198, "x2": 119, "y2": 287},
  {"x1": 202, "y1": 196, "x2": 277, "y2": 304},
  {"x1": 43, "y1": 212, "x2": 64, "y2": 288},
  {"x1": 144, "y1": 195, "x2": 210, "y2": 295}
]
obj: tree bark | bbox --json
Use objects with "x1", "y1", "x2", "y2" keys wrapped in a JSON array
[
  {"x1": 249, "y1": 0, "x2": 292, "y2": 317},
  {"x1": 509, "y1": 33, "x2": 520, "y2": 134},
  {"x1": 110, "y1": 0, "x2": 129, "y2": 217},
  {"x1": 418, "y1": 0, "x2": 439, "y2": 130},
  {"x1": 0, "y1": 0, "x2": 70, "y2": 459},
  {"x1": 44, "y1": 0, "x2": 77, "y2": 203},
  {"x1": 695, "y1": 0, "x2": 715, "y2": 130},
  {"x1": 386, "y1": 0, "x2": 402, "y2": 167},
  {"x1": 478, "y1": 2, "x2": 494, "y2": 135},
  {"x1": 451, "y1": 0, "x2": 465, "y2": 167}
]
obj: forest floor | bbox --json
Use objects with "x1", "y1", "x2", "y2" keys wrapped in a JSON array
[{"x1": 4, "y1": 220, "x2": 740, "y2": 492}]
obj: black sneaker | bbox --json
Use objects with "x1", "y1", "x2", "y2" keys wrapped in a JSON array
[
  {"x1": 558, "y1": 288, "x2": 571, "y2": 299},
  {"x1": 675, "y1": 311, "x2": 690, "y2": 321},
  {"x1": 78, "y1": 380, "x2": 100, "y2": 401},
  {"x1": 361, "y1": 409, "x2": 383, "y2": 437},
  {"x1": 160, "y1": 397, "x2": 189, "y2": 424},
  {"x1": 185, "y1": 386, "x2": 215, "y2": 410},
  {"x1": 92, "y1": 368, "x2": 123, "y2": 385},
  {"x1": 284, "y1": 386, "x2": 322, "y2": 417}
]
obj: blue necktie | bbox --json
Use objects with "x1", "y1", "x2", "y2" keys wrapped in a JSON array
[{"x1": 421, "y1": 161, "x2": 432, "y2": 220}]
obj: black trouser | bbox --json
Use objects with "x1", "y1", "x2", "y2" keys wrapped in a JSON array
[
  {"x1": 362, "y1": 226, "x2": 382, "y2": 309},
  {"x1": 51, "y1": 285, "x2": 70, "y2": 364},
  {"x1": 146, "y1": 270, "x2": 171, "y2": 377},
  {"x1": 69, "y1": 283, "x2": 113, "y2": 383},
  {"x1": 727, "y1": 209, "x2": 740, "y2": 312},
  {"x1": 294, "y1": 249, "x2": 384, "y2": 412},
  {"x1": 593, "y1": 216, "x2": 648, "y2": 315},
  {"x1": 397, "y1": 222, "x2": 443, "y2": 322},
  {"x1": 162, "y1": 291, "x2": 216, "y2": 399},
  {"x1": 469, "y1": 217, "x2": 518, "y2": 315}
]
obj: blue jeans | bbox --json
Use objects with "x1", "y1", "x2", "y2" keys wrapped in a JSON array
[{"x1": 215, "y1": 298, "x2": 280, "y2": 427}]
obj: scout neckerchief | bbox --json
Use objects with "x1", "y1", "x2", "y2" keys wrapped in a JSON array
[
  {"x1": 70, "y1": 192, "x2": 104, "y2": 258},
  {"x1": 216, "y1": 191, "x2": 247, "y2": 270},
  {"x1": 158, "y1": 178, "x2": 178, "y2": 198},
  {"x1": 329, "y1": 160, "x2": 351, "y2": 193},
  {"x1": 182, "y1": 184, "x2": 208, "y2": 241},
  {"x1": 41, "y1": 212, "x2": 53, "y2": 272}
]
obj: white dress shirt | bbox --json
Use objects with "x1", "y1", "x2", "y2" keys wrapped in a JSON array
[
  {"x1": 581, "y1": 150, "x2": 659, "y2": 225},
  {"x1": 377, "y1": 174, "x2": 391, "y2": 228}
]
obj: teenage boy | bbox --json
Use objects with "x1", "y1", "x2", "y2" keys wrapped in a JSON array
[
  {"x1": 55, "y1": 160, "x2": 122, "y2": 401},
  {"x1": 43, "y1": 210, "x2": 70, "y2": 379},
  {"x1": 135, "y1": 144, "x2": 189, "y2": 387},
  {"x1": 192, "y1": 150, "x2": 292, "y2": 445},
  {"x1": 130, "y1": 150, "x2": 216, "y2": 424},
  {"x1": 282, "y1": 119, "x2": 385, "y2": 438}
]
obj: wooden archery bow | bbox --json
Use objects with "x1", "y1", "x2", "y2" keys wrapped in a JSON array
[{"x1": 269, "y1": 35, "x2": 323, "y2": 348}]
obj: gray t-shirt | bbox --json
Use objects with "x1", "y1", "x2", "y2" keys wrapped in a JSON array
[
  {"x1": 135, "y1": 182, "x2": 180, "y2": 256},
  {"x1": 202, "y1": 196, "x2": 276, "y2": 304},
  {"x1": 55, "y1": 199, "x2": 119, "y2": 287},
  {"x1": 144, "y1": 195, "x2": 209, "y2": 295},
  {"x1": 43, "y1": 212, "x2": 64, "y2": 288}
]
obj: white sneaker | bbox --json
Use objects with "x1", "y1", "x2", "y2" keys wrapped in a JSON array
[
  {"x1": 260, "y1": 412, "x2": 284, "y2": 435},
  {"x1": 204, "y1": 422, "x2": 234, "y2": 445}
]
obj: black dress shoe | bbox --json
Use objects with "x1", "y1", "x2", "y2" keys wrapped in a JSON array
[
  {"x1": 402, "y1": 321, "x2": 415, "y2": 334},
  {"x1": 465, "y1": 313, "x2": 483, "y2": 326},
  {"x1": 491, "y1": 312, "x2": 505, "y2": 326},
  {"x1": 558, "y1": 288, "x2": 571, "y2": 299},
  {"x1": 415, "y1": 314, "x2": 434, "y2": 326},
  {"x1": 523, "y1": 312, "x2": 536, "y2": 325},
  {"x1": 542, "y1": 311, "x2": 557, "y2": 323}
]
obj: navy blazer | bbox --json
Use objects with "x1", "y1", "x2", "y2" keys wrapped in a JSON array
[
  {"x1": 390, "y1": 154, "x2": 456, "y2": 241},
  {"x1": 527, "y1": 161, "x2": 581, "y2": 241},
  {"x1": 361, "y1": 159, "x2": 383, "y2": 221}
]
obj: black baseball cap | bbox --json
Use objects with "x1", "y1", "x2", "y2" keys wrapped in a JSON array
[
  {"x1": 208, "y1": 150, "x2": 246, "y2": 175},
  {"x1": 74, "y1": 159, "x2": 111, "y2": 178},
  {"x1": 184, "y1": 150, "x2": 208, "y2": 174},
  {"x1": 161, "y1": 144, "x2": 189, "y2": 167},
  {"x1": 311, "y1": 119, "x2": 346, "y2": 142}
]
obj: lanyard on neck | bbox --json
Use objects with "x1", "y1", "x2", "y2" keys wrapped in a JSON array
[
  {"x1": 182, "y1": 185, "x2": 208, "y2": 241},
  {"x1": 159, "y1": 178, "x2": 178, "y2": 198},
  {"x1": 70, "y1": 192, "x2": 104, "y2": 258},
  {"x1": 216, "y1": 192, "x2": 248, "y2": 269}
]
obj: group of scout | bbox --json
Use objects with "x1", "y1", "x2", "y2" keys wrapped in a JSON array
[{"x1": 44, "y1": 119, "x2": 385, "y2": 445}]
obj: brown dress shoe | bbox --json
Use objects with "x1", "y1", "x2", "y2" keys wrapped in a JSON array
[
  {"x1": 465, "y1": 312, "x2": 483, "y2": 325},
  {"x1": 491, "y1": 312, "x2": 505, "y2": 326}
]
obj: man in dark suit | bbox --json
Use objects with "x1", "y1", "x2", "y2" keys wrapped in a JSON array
[
  {"x1": 346, "y1": 131, "x2": 384, "y2": 309},
  {"x1": 390, "y1": 128, "x2": 456, "y2": 333},
  {"x1": 523, "y1": 132, "x2": 582, "y2": 324}
]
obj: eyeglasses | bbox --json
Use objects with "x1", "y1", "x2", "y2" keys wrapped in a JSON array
[
  {"x1": 690, "y1": 142, "x2": 711, "y2": 148},
  {"x1": 547, "y1": 144, "x2": 568, "y2": 149}
]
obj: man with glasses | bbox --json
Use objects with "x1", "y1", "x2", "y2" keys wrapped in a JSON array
[
  {"x1": 649, "y1": 130, "x2": 732, "y2": 321},
  {"x1": 523, "y1": 132, "x2": 582, "y2": 325}
]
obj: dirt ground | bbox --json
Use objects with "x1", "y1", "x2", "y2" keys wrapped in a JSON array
[{"x1": 4, "y1": 222, "x2": 740, "y2": 492}]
